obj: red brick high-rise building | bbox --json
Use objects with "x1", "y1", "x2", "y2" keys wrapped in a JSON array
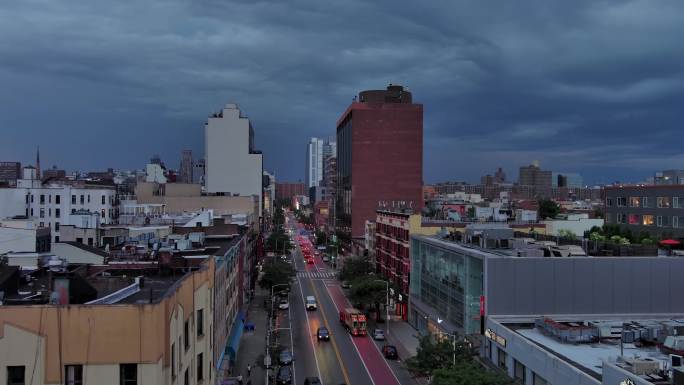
[{"x1": 336, "y1": 84, "x2": 423, "y2": 239}]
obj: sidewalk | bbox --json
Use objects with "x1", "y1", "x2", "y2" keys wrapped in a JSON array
[{"x1": 233, "y1": 286, "x2": 269, "y2": 385}]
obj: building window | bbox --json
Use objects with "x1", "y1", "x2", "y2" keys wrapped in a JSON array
[
  {"x1": 25, "y1": 194, "x2": 29, "y2": 204},
  {"x1": 7, "y1": 366, "x2": 25, "y2": 385},
  {"x1": 643, "y1": 215, "x2": 654, "y2": 226},
  {"x1": 55, "y1": 222, "x2": 60, "y2": 231},
  {"x1": 56, "y1": 208, "x2": 61, "y2": 218},
  {"x1": 101, "y1": 209, "x2": 106, "y2": 219},
  {"x1": 628, "y1": 214, "x2": 640, "y2": 225},
  {"x1": 65, "y1": 365, "x2": 83, "y2": 385},
  {"x1": 76, "y1": 237, "x2": 83, "y2": 244},
  {"x1": 171, "y1": 343, "x2": 176, "y2": 378},
  {"x1": 71, "y1": 209, "x2": 76, "y2": 214},
  {"x1": 184, "y1": 369, "x2": 189, "y2": 385},
  {"x1": 658, "y1": 197, "x2": 672, "y2": 208},
  {"x1": 40, "y1": 208, "x2": 45, "y2": 218},
  {"x1": 497, "y1": 348, "x2": 507, "y2": 370},
  {"x1": 102, "y1": 195, "x2": 106, "y2": 204},
  {"x1": 533, "y1": 372, "x2": 548, "y2": 385},
  {"x1": 629, "y1": 197, "x2": 640, "y2": 207},
  {"x1": 49, "y1": 195, "x2": 51, "y2": 204},
  {"x1": 56, "y1": 195, "x2": 60, "y2": 204},
  {"x1": 184, "y1": 320, "x2": 190, "y2": 350},
  {"x1": 197, "y1": 309, "x2": 204, "y2": 337},
  {"x1": 88, "y1": 238, "x2": 94, "y2": 246},
  {"x1": 30, "y1": 208, "x2": 33, "y2": 217},
  {"x1": 617, "y1": 197, "x2": 627, "y2": 207},
  {"x1": 39, "y1": 222, "x2": 44, "y2": 228},
  {"x1": 80, "y1": 195, "x2": 85, "y2": 204},
  {"x1": 658, "y1": 216, "x2": 672, "y2": 227},
  {"x1": 119, "y1": 364, "x2": 137, "y2": 385},
  {"x1": 72, "y1": 195, "x2": 76, "y2": 204},
  {"x1": 197, "y1": 353, "x2": 204, "y2": 381},
  {"x1": 40, "y1": 194, "x2": 45, "y2": 204},
  {"x1": 55, "y1": 236, "x2": 60, "y2": 243},
  {"x1": 87, "y1": 194, "x2": 91, "y2": 203},
  {"x1": 616, "y1": 213, "x2": 627, "y2": 224},
  {"x1": 49, "y1": 208, "x2": 51, "y2": 217},
  {"x1": 514, "y1": 359, "x2": 526, "y2": 382}
]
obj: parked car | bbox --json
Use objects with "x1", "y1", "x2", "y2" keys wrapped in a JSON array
[
  {"x1": 372, "y1": 328, "x2": 386, "y2": 341},
  {"x1": 279, "y1": 349, "x2": 293, "y2": 365},
  {"x1": 276, "y1": 366, "x2": 293, "y2": 384},
  {"x1": 278, "y1": 299, "x2": 289, "y2": 310},
  {"x1": 382, "y1": 344, "x2": 398, "y2": 359},
  {"x1": 341, "y1": 281, "x2": 351, "y2": 289},
  {"x1": 303, "y1": 377, "x2": 322, "y2": 385},
  {"x1": 317, "y1": 327, "x2": 330, "y2": 341}
]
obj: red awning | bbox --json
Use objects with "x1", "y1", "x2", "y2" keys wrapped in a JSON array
[{"x1": 659, "y1": 239, "x2": 681, "y2": 246}]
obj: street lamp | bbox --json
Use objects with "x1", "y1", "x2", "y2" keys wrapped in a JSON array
[{"x1": 374, "y1": 279, "x2": 390, "y2": 335}]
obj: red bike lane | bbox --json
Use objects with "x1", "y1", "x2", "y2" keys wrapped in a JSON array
[{"x1": 326, "y1": 283, "x2": 402, "y2": 385}]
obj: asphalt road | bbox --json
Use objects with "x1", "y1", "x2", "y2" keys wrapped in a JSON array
[{"x1": 277, "y1": 216, "x2": 415, "y2": 385}]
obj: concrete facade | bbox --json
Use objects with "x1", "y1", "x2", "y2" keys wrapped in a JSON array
[
  {"x1": 605, "y1": 185, "x2": 684, "y2": 238},
  {"x1": 337, "y1": 84, "x2": 424, "y2": 238},
  {"x1": 205, "y1": 104, "x2": 263, "y2": 216}
]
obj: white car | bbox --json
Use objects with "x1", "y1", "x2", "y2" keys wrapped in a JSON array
[{"x1": 278, "y1": 299, "x2": 289, "y2": 310}]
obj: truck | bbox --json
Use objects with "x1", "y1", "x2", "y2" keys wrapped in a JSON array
[{"x1": 339, "y1": 308, "x2": 367, "y2": 336}]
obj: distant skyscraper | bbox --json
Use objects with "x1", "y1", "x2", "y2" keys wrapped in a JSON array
[
  {"x1": 205, "y1": 103, "x2": 263, "y2": 215},
  {"x1": 305, "y1": 138, "x2": 324, "y2": 188},
  {"x1": 179, "y1": 150, "x2": 193, "y2": 183},
  {"x1": 494, "y1": 167, "x2": 506, "y2": 183},
  {"x1": 654, "y1": 170, "x2": 684, "y2": 185},
  {"x1": 336, "y1": 84, "x2": 423, "y2": 238},
  {"x1": 519, "y1": 162, "x2": 552, "y2": 197},
  {"x1": 552, "y1": 172, "x2": 583, "y2": 188}
]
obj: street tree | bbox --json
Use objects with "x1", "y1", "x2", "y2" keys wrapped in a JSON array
[
  {"x1": 338, "y1": 256, "x2": 372, "y2": 282},
  {"x1": 405, "y1": 334, "x2": 470, "y2": 375},
  {"x1": 259, "y1": 260, "x2": 294, "y2": 290},
  {"x1": 348, "y1": 277, "x2": 386, "y2": 314}
]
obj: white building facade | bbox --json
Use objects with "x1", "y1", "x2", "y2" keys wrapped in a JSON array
[
  {"x1": 305, "y1": 137, "x2": 324, "y2": 188},
  {"x1": 205, "y1": 104, "x2": 263, "y2": 216},
  {"x1": 0, "y1": 168, "x2": 117, "y2": 243}
]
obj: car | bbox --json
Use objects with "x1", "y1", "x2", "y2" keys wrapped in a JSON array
[
  {"x1": 341, "y1": 281, "x2": 351, "y2": 289},
  {"x1": 303, "y1": 377, "x2": 322, "y2": 385},
  {"x1": 322, "y1": 256, "x2": 330, "y2": 262},
  {"x1": 373, "y1": 328, "x2": 386, "y2": 341},
  {"x1": 305, "y1": 295, "x2": 317, "y2": 310},
  {"x1": 307, "y1": 258, "x2": 314, "y2": 264},
  {"x1": 278, "y1": 299, "x2": 289, "y2": 310},
  {"x1": 317, "y1": 327, "x2": 330, "y2": 341},
  {"x1": 276, "y1": 365, "x2": 293, "y2": 384},
  {"x1": 382, "y1": 344, "x2": 398, "y2": 359},
  {"x1": 278, "y1": 349, "x2": 293, "y2": 365}
]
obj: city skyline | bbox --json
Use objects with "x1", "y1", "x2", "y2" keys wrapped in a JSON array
[{"x1": 2, "y1": 1, "x2": 684, "y2": 185}]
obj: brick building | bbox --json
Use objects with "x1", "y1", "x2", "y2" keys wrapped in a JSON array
[
  {"x1": 336, "y1": 84, "x2": 423, "y2": 239},
  {"x1": 275, "y1": 182, "x2": 306, "y2": 202}
]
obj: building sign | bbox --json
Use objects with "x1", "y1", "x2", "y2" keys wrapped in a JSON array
[{"x1": 485, "y1": 328, "x2": 506, "y2": 347}]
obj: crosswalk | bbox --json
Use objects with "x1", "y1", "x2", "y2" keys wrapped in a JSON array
[{"x1": 297, "y1": 270, "x2": 336, "y2": 279}]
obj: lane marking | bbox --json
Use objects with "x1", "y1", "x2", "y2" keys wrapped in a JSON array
[
  {"x1": 294, "y1": 246, "x2": 324, "y2": 383},
  {"x1": 326, "y1": 285, "x2": 403, "y2": 385},
  {"x1": 308, "y1": 276, "x2": 353, "y2": 385}
]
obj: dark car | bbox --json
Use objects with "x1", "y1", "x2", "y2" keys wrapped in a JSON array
[
  {"x1": 317, "y1": 327, "x2": 330, "y2": 341},
  {"x1": 279, "y1": 349, "x2": 293, "y2": 365},
  {"x1": 382, "y1": 344, "x2": 398, "y2": 359},
  {"x1": 303, "y1": 377, "x2": 322, "y2": 385},
  {"x1": 276, "y1": 366, "x2": 293, "y2": 384}
]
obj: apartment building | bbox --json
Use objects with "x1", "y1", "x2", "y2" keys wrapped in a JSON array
[
  {"x1": 604, "y1": 185, "x2": 684, "y2": 238},
  {"x1": 0, "y1": 168, "x2": 117, "y2": 243}
]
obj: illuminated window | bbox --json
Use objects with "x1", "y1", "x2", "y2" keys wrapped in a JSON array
[
  {"x1": 642, "y1": 215, "x2": 654, "y2": 226},
  {"x1": 657, "y1": 197, "x2": 671, "y2": 208},
  {"x1": 629, "y1": 197, "x2": 641, "y2": 207},
  {"x1": 628, "y1": 214, "x2": 640, "y2": 225}
]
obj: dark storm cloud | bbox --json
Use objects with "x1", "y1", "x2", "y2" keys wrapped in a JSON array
[{"x1": 1, "y1": 0, "x2": 683, "y2": 184}]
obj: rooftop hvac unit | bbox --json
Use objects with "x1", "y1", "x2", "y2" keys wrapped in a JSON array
[{"x1": 623, "y1": 358, "x2": 659, "y2": 375}]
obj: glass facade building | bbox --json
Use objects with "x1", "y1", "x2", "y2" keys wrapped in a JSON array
[{"x1": 409, "y1": 235, "x2": 484, "y2": 335}]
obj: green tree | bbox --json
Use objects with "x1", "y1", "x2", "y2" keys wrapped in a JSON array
[
  {"x1": 466, "y1": 206, "x2": 476, "y2": 219},
  {"x1": 259, "y1": 260, "x2": 294, "y2": 290},
  {"x1": 405, "y1": 334, "x2": 471, "y2": 376},
  {"x1": 265, "y1": 230, "x2": 292, "y2": 254},
  {"x1": 557, "y1": 229, "x2": 577, "y2": 240},
  {"x1": 348, "y1": 277, "x2": 387, "y2": 314},
  {"x1": 538, "y1": 199, "x2": 560, "y2": 220},
  {"x1": 431, "y1": 362, "x2": 511, "y2": 385},
  {"x1": 338, "y1": 256, "x2": 372, "y2": 282},
  {"x1": 315, "y1": 230, "x2": 327, "y2": 246}
]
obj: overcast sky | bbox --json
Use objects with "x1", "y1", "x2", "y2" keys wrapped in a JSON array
[{"x1": 1, "y1": 0, "x2": 683, "y2": 185}]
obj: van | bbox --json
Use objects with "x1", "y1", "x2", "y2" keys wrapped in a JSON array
[{"x1": 305, "y1": 295, "x2": 317, "y2": 310}]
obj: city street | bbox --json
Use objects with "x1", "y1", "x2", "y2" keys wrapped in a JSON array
[{"x1": 279, "y1": 216, "x2": 416, "y2": 385}]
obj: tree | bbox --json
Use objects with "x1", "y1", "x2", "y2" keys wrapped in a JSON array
[
  {"x1": 265, "y1": 230, "x2": 292, "y2": 254},
  {"x1": 338, "y1": 256, "x2": 372, "y2": 282},
  {"x1": 315, "y1": 230, "x2": 327, "y2": 246},
  {"x1": 348, "y1": 277, "x2": 387, "y2": 313},
  {"x1": 431, "y1": 362, "x2": 511, "y2": 385},
  {"x1": 557, "y1": 229, "x2": 576, "y2": 240},
  {"x1": 538, "y1": 199, "x2": 560, "y2": 220},
  {"x1": 259, "y1": 260, "x2": 294, "y2": 290},
  {"x1": 466, "y1": 206, "x2": 476, "y2": 219},
  {"x1": 405, "y1": 334, "x2": 471, "y2": 376}
]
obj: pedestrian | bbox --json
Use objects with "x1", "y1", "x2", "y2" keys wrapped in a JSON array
[
  {"x1": 247, "y1": 363, "x2": 251, "y2": 376},
  {"x1": 237, "y1": 375, "x2": 243, "y2": 385}
]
